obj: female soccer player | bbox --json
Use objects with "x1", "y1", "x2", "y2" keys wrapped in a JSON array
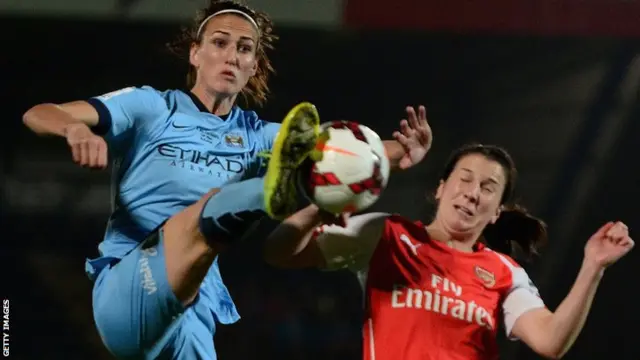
[
  {"x1": 265, "y1": 143, "x2": 634, "y2": 360},
  {"x1": 22, "y1": 1, "x2": 431, "y2": 358}
]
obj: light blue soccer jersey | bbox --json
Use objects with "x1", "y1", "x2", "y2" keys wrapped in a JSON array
[{"x1": 85, "y1": 85, "x2": 280, "y2": 324}]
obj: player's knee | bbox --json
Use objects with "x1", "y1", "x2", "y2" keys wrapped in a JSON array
[{"x1": 198, "y1": 190, "x2": 266, "y2": 246}]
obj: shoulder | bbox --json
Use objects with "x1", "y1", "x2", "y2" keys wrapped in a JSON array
[
  {"x1": 233, "y1": 107, "x2": 280, "y2": 132},
  {"x1": 133, "y1": 86, "x2": 177, "y2": 107},
  {"x1": 482, "y1": 247, "x2": 520, "y2": 268},
  {"x1": 97, "y1": 85, "x2": 169, "y2": 107},
  {"x1": 140, "y1": 85, "x2": 167, "y2": 96},
  {"x1": 99, "y1": 85, "x2": 163, "y2": 98},
  {"x1": 157, "y1": 88, "x2": 189, "y2": 109},
  {"x1": 385, "y1": 214, "x2": 421, "y2": 227},
  {"x1": 384, "y1": 214, "x2": 427, "y2": 238},
  {"x1": 233, "y1": 107, "x2": 260, "y2": 126},
  {"x1": 481, "y1": 248, "x2": 534, "y2": 291}
]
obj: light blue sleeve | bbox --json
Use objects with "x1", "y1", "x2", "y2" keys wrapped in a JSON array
[{"x1": 87, "y1": 86, "x2": 165, "y2": 143}]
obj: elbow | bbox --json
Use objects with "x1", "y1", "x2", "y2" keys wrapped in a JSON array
[
  {"x1": 22, "y1": 103, "x2": 53, "y2": 133},
  {"x1": 22, "y1": 105, "x2": 39, "y2": 127},
  {"x1": 535, "y1": 344, "x2": 567, "y2": 360},
  {"x1": 550, "y1": 347, "x2": 571, "y2": 360},
  {"x1": 539, "y1": 352, "x2": 562, "y2": 360},
  {"x1": 545, "y1": 353, "x2": 564, "y2": 360}
]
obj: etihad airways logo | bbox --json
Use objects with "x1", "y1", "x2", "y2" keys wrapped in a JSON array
[
  {"x1": 391, "y1": 274, "x2": 495, "y2": 330},
  {"x1": 156, "y1": 143, "x2": 245, "y2": 179}
]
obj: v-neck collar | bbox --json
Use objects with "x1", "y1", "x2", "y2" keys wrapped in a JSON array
[{"x1": 185, "y1": 90, "x2": 231, "y2": 121}]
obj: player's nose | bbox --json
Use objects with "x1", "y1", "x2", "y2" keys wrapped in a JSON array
[
  {"x1": 463, "y1": 187, "x2": 480, "y2": 204},
  {"x1": 224, "y1": 46, "x2": 239, "y2": 63}
]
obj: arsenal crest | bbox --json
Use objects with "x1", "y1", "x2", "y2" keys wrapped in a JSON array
[{"x1": 474, "y1": 266, "x2": 496, "y2": 288}]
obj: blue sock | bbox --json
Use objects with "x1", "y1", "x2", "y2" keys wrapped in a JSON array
[{"x1": 199, "y1": 177, "x2": 267, "y2": 244}]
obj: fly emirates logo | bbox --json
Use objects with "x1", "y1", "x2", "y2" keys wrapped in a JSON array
[{"x1": 390, "y1": 274, "x2": 495, "y2": 330}]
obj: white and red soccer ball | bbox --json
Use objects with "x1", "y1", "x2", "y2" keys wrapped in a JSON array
[{"x1": 304, "y1": 121, "x2": 390, "y2": 214}]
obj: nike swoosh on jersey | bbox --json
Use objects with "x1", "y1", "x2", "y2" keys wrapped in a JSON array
[{"x1": 171, "y1": 122, "x2": 191, "y2": 129}]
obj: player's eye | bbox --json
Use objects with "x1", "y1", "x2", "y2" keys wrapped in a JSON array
[
  {"x1": 481, "y1": 186, "x2": 495, "y2": 194},
  {"x1": 460, "y1": 177, "x2": 472, "y2": 183},
  {"x1": 238, "y1": 44, "x2": 253, "y2": 53},
  {"x1": 212, "y1": 38, "x2": 226, "y2": 47}
]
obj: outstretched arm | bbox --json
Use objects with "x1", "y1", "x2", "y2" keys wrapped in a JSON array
[
  {"x1": 24, "y1": 101, "x2": 107, "y2": 168},
  {"x1": 264, "y1": 205, "x2": 327, "y2": 269},
  {"x1": 23, "y1": 101, "x2": 100, "y2": 137},
  {"x1": 509, "y1": 261, "x2": 602, "y2": 359},
  {"x1": 511, "y1": 221, "x2": 634, "y2": 359},
  {"x1": 264, "y1": 205, "x2": 387, "y2": 271},
  {"x1": 23, "y1": 86, "x2": 163, "y2": 169}
]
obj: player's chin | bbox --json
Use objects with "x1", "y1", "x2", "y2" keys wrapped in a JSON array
[
  {"x1": 446, "y1": 218, "x2": 477, "y2": 235},
  {"x1": 209, "y1": 81, "x2": 241, "y2": 96}
]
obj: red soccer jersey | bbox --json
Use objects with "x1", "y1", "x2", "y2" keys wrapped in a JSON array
[{"x1": 315, "y1": 213, "x2": 545, "y2": 360}]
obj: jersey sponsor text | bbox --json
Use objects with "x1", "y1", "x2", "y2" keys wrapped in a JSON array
[
  {"x1": 390, "y1": 274, "x2": 495, "y2": 330},
  {"x1": 156, "y1": 143, "x2": 245, "y2": 178}
]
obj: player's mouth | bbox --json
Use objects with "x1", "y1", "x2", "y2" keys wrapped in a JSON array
[
  {"x1": 453, "y1": 204, "x2": 474, "y2": 217},
  {"x1": 220, "y1": 70, "x2": 236, "y2": 79}
]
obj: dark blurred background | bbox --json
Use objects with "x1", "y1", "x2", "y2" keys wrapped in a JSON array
[{"x1": 2, "y1": 0, "x2": 640, "y2": 359}]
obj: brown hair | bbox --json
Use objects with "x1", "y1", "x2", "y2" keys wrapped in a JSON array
[
  {"x1": 166, "y1": 0, "x2": 277, "y2": 106},
  {"x1": 440, "y1": 143, "x2": 548, "y2": 259}
]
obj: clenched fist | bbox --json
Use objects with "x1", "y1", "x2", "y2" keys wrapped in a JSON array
[
  {"x1": 64, "y1": 123, "x2": 108, "y2": 169},
  {"x1": 584, "y1": 221, "x2": 634, "y2": 268}
]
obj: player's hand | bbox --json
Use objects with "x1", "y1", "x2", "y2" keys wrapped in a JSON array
[
  {"x1": 584, "y1": 221, "x2": 634, "y2": 269},
  {"x1": 392, "y1": 105, "x2": 433, "y2": 169},
  {"x1": 64, "y1": 122, "x2": 108, "y2": 169}
]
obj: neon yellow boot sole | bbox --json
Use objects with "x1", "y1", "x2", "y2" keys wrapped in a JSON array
[{"x1": 264, "y1": 102, "x2": 321, "y2": 220}]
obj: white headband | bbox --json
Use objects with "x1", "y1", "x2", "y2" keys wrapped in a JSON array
[{"x1": 196, "y1": 9, "x2": 259, "y2": 38}]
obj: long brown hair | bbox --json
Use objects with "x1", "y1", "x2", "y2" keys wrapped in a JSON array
[
  {"x1": 166, "y1": 0, "x2": 277, "y2": 106},
  {"x1": 439, "y1": 143, "x2": 548, "y2": 259}
]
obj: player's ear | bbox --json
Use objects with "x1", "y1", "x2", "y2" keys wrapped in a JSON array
[
  {"x1": 489, "y1": 205, "x2": 502, "y2": 224},
  {"x1": 249, "y1": 58, "x2": 258, "y2": 76},
  {"x1": 189, "y1": 43, "x2": 201, "y2": 68},
  {"x1": 434, "y1": 180, "x2": 445, "y2": 200}
]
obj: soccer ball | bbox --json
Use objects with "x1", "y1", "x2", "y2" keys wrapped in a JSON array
[{"x1": 303, "y1": 121, "x2": 390, "y2": 214}]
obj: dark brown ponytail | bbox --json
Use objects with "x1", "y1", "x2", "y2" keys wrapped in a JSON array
[{"x1": 482, "y1": 204, "x2": 547, "y2": 259}]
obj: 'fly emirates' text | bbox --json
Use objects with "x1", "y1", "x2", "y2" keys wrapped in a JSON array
[{"x1": 390, "y1": 274, "x2": 495, "y2": 329}]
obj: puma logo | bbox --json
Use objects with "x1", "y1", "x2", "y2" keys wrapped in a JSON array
[{"x1": 400, "y1": 234, "x2": 422, "y2": 255}]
